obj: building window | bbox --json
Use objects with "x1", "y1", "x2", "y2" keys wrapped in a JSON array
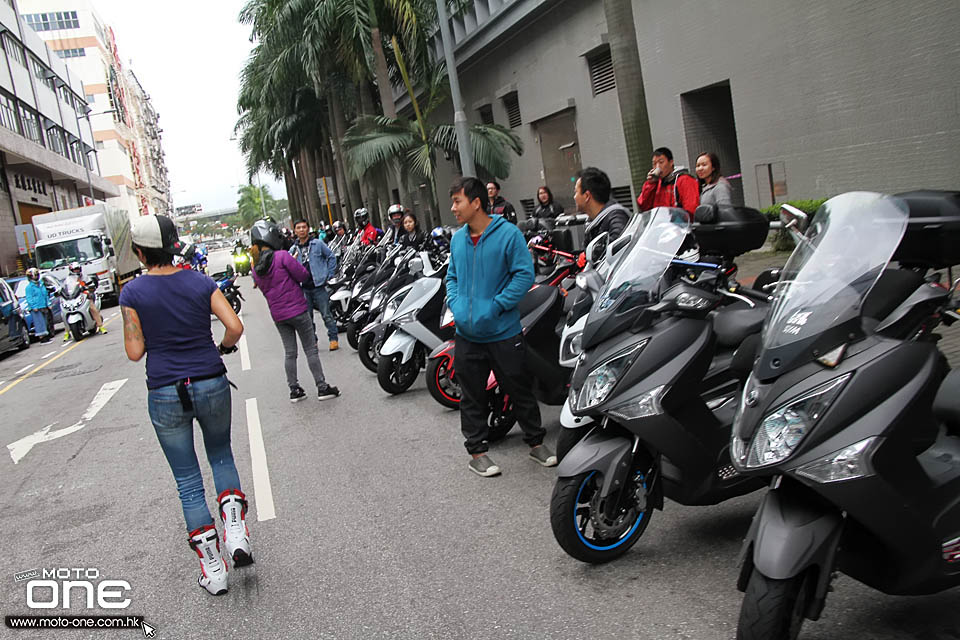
[
  {"x1": 610, "y1": 185, "x2": 633, "y2": 208},
  {"x1": 55, "y1": 48, "x2": 86, "y2": 58},
  {"x1": 519, "y1": 198, "x2": 535, "y2": 217},
  {"x1": 502, "y1": 92, "x2": 522, "y2": 129},
  {"x1": 47, "y1": 127, "x2": 68, "y2": 157},
  {"x1": 30, "y1": 56, "x2": 57, "y2": 91},
  {"x1": 23, "y1": 11, "x2": 80, "y2": 32},
  {"x1": 19, "y1": 104, "x2": 43, "y2": 144},
  {"x1": 85, "y1": 94, "x2": 95, "y2": 104},
  {"x1": 478, "y1": 104, "x2": 494, "y2": 126},
  {"x1": 3, "y1": 35, "x2": 26, "y2": 67},
  {"x1": 0, "y1": 90, "x2": 22, "y2": 134},
  {"x1": 587, "y1": 46, "x2": 616, "y2": 97},
  {"x1": 95, "y1": 140, "x2": 104, "y2": 150}
]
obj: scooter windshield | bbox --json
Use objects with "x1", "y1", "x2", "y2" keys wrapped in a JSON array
[
  {"x1": 62, "y1": 278, "x2": 84, "y2": 300},
  {"x1": 761, "y1": 192, "x2": 909, "y2": 357},
  {"x1": 592, "y1": 207, "x2": 690, "y2": 316}
]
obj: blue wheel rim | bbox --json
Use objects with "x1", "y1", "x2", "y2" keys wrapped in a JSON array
[{"x1": 574, "y1": 471, "x2": 646, "y2": 551}]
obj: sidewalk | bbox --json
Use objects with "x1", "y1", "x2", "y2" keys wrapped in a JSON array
[{"x1": 734, "y1": 249, "x2": 960, "y2": 368}]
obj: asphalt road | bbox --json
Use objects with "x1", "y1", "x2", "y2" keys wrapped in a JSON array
[{"x1": 0, "y1": 249, "x2": 957, "y2": 640}]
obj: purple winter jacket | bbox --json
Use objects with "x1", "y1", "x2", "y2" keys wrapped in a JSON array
[{"x1": 251, "y1": 249, "x2": 310, "y2": 322}]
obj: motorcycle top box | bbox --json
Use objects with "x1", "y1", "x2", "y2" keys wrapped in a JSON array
[
  {"x1": 892, "y1": 189, "x2": 960, "y2": 268},
  {"x1": 693, "y1": 205, "x2": 770, "y2": 258}
]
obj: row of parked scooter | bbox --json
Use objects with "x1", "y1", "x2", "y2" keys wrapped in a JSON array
[{"x1": 322, "y1": 189, "x2": 960, "y2": 639}]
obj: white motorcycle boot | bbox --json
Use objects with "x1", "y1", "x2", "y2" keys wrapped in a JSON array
[
  {"x1": 218, "y1": 489, "x2": 254, "y2": 567},
  {"x1": 188, "y1": 524, "x2": 229, "y2": 596}
]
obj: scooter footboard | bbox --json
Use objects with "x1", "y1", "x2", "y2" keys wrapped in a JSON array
[
  {"x1": 556, "y1": 430, "x2": 632, "y2": 500},
  {"x1": 380, "y1": 329, "x2": 417, "y2": 361},
  {"x1": 739, "y1": 485, "x2": 843, "y2": 621}
]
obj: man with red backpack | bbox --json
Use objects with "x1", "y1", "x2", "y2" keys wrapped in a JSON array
[{"x1": 637, "y1": 147, "x2": 700, "y2": 218}]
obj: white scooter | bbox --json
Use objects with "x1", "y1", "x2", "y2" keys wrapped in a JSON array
[{"x1": 61, "y1": 276, "x2": 102, "y2": 342}]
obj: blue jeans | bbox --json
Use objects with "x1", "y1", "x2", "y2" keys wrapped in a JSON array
[
  {"x1": 147, "y1": 375, "x2": 242, "y2": 531},
  {"x1": 304, "y1": 286, "x2": 338, "y2": 341},
  {"x1": 30, "y1": 309, "x2": 48, "y2": 337}
]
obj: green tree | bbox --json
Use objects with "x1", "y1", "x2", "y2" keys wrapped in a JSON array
[{"x1": 236, "y1": 184, "x2": 279, "y2": 229}]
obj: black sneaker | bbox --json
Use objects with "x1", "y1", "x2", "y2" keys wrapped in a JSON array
[
  {"x1": 317, "y1": 384, "x2": 340, "y2": 401},
  {"x1": 468, "y1": 454, "x2": 501, "y2": 477},
  {"x1": 289, "y1": 385, "x2": 307, "y2": 402}
]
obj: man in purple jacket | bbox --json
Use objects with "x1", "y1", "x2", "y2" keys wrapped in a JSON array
[{"x1": 250, "y1": 219, "x2": 341, "y2": 402}]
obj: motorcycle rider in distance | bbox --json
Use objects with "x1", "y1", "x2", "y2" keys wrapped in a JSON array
[
  {"x1": 355, "y1": 208, "x2": 379, "y2": 246},
  {"x1": 63, "y1": 262, "x2": 106, "y2": 342},
  {"x1": 575, "y1": 167, "x2": 631, "y2": 245},
  {"x1": 382, "y1": 204, "x2": 406, "y2": 245},
  {"x1": 637, "y1": 146, "x2": 700, "y2": 218}
]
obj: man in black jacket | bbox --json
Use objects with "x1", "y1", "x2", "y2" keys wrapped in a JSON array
[
  {"x1": 575, "y1": 167, "x2": 631, "y2": 245},
  {"x1": 487, "y1": 181, "x2": 518, "y2": 224}
]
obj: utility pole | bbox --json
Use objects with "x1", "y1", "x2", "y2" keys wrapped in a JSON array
[{"x1": 434, "y1": 0, "x2": 474, "y2": 176}]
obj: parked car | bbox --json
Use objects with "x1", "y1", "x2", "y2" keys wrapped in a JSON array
[
  {"x1": 4, "y1": 274, "x2": 63, "y2": 338},
  {"x1": 0, "y1": 278, "x2": 30, "y2": 354}
]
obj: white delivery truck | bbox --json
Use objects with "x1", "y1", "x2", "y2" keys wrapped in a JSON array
[{"x1": 32, "y1": 204, "x2": 141, "y2": 303}]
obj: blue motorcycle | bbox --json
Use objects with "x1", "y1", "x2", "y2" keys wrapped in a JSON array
[{"x1": 212, "y1": 268, "x2": 243, "y2": 313}]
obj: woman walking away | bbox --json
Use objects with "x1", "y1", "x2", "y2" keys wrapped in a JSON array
[
  {"x1": 398, "y1": 212, "x2": 427, "y2": 250},
  {"x1": 249, "y1": 219, "x2": 341, "y2": 402},
  {"x1": 120, "y1": 215, "x2": 250, "y2": 597},
  {"x1": 696, "y1": 152, "x2": 733, "y2": 207},
  {"x1": 533, "y1": 186, "x2": 564, "y2": 219}
]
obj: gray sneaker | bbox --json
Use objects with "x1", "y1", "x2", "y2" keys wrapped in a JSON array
[
  {"x1": 529, "y1": 444, "x2": 558, "y2": 467},
  {"x1": 468, "y1": 454, "x2": 501, "y2": 477}
]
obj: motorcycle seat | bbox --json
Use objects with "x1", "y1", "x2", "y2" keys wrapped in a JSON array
[
  {"x1": 933, "y1": 370, "x2": 960, "y2": 436},
  {"x1": 862, "y1": 268, "x2": 926, "y2": 322},
  {"x1": 713, "y1": 302, "x2": 767, "y2": 347},
  {"x1": 519, "y1": 284, "x2": 558, "y2": 317}
]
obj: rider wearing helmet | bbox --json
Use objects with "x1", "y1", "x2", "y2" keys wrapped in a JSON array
[
  {"x1": 63, "y1": 262, "x2": 106, "y2": 341},
  {"x1": 24, "y1": 267, "x2": 53, "y2": 343},
  {"x1": 249, "y1": 219, "x2": 340, "y2": 402},
  {"x1": 382, "y1": 204, "x2": 406, "y2": 245},
  {"x1": 354, "y1": 208, "x2": 378, "y2": 246}
]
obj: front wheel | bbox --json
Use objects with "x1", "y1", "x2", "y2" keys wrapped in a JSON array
[
  {"x1": 346, "y1": 321, "x2": 360, "y2": 350},
  {"x1": 737, "y1": 568, "x2": 814, "y2": 640},
  {"x1": 69, "y1": 321, "x2": 85, "y2": 342},
  {"x1": 425, "y1": 356, "x2": 460, "y2": 409},
  {"x1": 377, "y1": 351, "x2": 420, "y2": 394},
  {"x1": 550, "y1": 468, "x2": 654, "y2": 564},
  {"x1": 17, "y1": 321, "x2": 30, "y2": 350},
  {"x1": 229, "y1": 295, "x2": 242, "y2": 314},
  {"x1": 357, "y1": 331, "x2": 379, "y2": 373},
  {"x1": 487, "y1": 387, "x2": 515, "y2": 442}
]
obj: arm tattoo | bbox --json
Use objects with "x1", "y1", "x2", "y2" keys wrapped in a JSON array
[{"x1": 121, "y1": 306, "x2": 144, "y2": 343}]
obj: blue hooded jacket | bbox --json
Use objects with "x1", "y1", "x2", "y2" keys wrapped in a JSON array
[
  {"x1": 446, "y1": 215, "x2": 534, "y2": 343},
  {"x1": 25, "y1": 279, "x2": 50, "y2": 310}
]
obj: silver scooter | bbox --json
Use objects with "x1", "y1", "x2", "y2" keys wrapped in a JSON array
[{"x1": 60, "y1": 275, "x2": 101, "y2": 341}]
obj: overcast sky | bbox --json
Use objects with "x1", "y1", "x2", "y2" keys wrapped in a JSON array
[{"x1": 89, "y1": 0, "x2": 285, "y2": 212}]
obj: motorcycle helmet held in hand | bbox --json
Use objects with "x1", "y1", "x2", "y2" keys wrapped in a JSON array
[
  {"x1": 250, "y1": 219, "x2": 282, "y2": 250},
  {"x1": 430, "y1": 226, "x2": 452, "y2": 250},
  {"x1": 354, "y1": 208, "x2": 370, "y2": 227}
]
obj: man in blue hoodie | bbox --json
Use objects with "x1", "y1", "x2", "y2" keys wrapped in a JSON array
[{"x1": 446, "y1": 176, "x2": 558, "y2": 476}]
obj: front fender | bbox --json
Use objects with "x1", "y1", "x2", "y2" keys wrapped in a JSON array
[
  {"x1": 380, "y1": 329, "x2": 416, "y2": 361},
  {"x1": 561, "y1": 395, "x2": 594, "y2": 429},
  {"x1": 556, "y1": 429, "x2": 632, "y2": 500},
  {"x1": 739, "y1": 485, "x2": 843, "y2": 620},
  {"x1": 429, "y1": 339, "x2": 455, "y2": 360}
]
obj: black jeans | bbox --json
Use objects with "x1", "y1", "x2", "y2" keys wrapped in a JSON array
[{"x1": 456, "y1": 333, "x2": 544, "y2": 454}]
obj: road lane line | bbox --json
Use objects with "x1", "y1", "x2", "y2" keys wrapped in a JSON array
[
  {"x1": 41, "y1": 351, "x2": 56, "y2": 360},
  {"x1": 0, "y1": 314, "x2": 119, "y2": 396},
  {"x1": 239, "y1": 335, "x2": 251, "y2": 371},
  {"x1": 15, "y1": 364, "x2": 33, "y2": 374},
  {"x1": 245, "y1": 398, "x2": 276, "y2": 521},
  {"x1": 7, "y1": 379, "x2": 128, "y2": 464}
]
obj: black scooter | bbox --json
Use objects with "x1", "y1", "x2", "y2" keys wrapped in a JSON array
[{"x1": 731, "y1": 190, "x2": 960, "y2": 640}]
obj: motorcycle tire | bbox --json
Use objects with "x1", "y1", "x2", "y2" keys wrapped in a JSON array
[
  {"x1": 17, "y1": 321, "x2": 30, "y2": 350},
  {"x1": 425, "y1": 356, "x2": 460, "y2": 409},
  {"x1": 736, "y1": 568, "x2": 813, "y2": 640},
  {"x1": 487, "y1": 389, "x2": 515, "y2": 442},
  {"x1": 357, "y1": 331, "x2": 379, "y2": 373},
  {"x1": 346, "y1": 322, "x2": 360, "y2": 350},
  {"x1": 549, "y1": 469, "x2": 654, "y2": 564},
  {"x1": 377, "y1": 352, "x2": 420, "y2": 394},
  {"x1": 229, "y1": 295, "x2": 242, "y2": 314},
  {"x1": 69, "y1": 321, "x2": 84, "y2": 342}
]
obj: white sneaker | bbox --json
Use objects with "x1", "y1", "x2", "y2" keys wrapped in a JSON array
[
  {"x1": 218, "y1": 490, "x2": 254, "y2": 567},
  {"x1": 188, "y1": 524, "x2": 228, "y2": 595}
]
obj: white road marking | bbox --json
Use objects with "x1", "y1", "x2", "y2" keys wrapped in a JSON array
[
  {"x1": 41, "y1": 351, "x2": 56, "y2": 360},
  {"x1": 7, "y1": 379, "x2": 128, "y2": 464},
  {"x1": 239, "y1": 335, "x2": 251, "y2": 371},
  {"x1": 15, "y1": 364, "x2": 33, "y2": 374},
  {"x1": 245, "y1": 398, "x2": 276, "y2": 521},
  {"x1": 0, "y1": 381, "x2": 5, "y2": 387}
]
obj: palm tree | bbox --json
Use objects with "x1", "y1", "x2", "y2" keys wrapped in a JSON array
[
  {"x1": 343, "y1": 60, "x2": 523, "y2": 226},
  {"x1": 236, "y1": 184, "x2": 279, "y2": 228}
]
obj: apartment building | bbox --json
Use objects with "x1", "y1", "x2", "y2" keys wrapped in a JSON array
[
  {"x1": 19, "y1": 0, "x2": 172, "y2": 221},
  {"x1": 419, "y1": 0, "x2": 958, "y2": 222},
  {"x1": 0, "y1": 0, "x2": 118, "y2": 274}
]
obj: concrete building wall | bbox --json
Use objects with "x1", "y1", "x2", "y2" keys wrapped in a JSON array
[{"x1": 631, "y1": 0, "x2": 960, "y2": 207}]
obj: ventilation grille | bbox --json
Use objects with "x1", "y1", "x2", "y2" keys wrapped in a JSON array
[
  {"x1": 588, "y1": 47, "x2": 616, "y2": 96},
  {"x1": 503, "y1": 93, "x2": 522, "y2": 129},
  {"x1": 520, "y1": 199, "x2": 535, "y2": 217},
  {"x1": 610, "y1": 185, "x2": 633, "y2": 207},
  {"x1": 478, "y1": 104, "x2": 494, "y2": 125}
]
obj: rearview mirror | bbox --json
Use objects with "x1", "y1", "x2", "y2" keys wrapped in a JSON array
[
  {"x1": 606, "y1": 234, "x2": 632, "y2": 263},
  {"x1": 585, "y1": 232, "x2": 608, "y2": 265},
  {"x1": 408, "y1": 257, "x2": 424, "y2": 274},
  {"x1": 779, "y1": 204, "x2": 808, "y2": 234}
]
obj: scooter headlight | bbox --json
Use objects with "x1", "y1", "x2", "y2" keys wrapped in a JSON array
[
  {"x1": 371, "y1": 290, "x2": 386, "y2": 309},
  {"x1": 736, "y1": 373, "x2": 851, "y2": 469},
  {"x1": 794, "y1": 436, "x2": 881, "y2": 484},
  {"x1": 382, "y1": 290, "x2": 411, "y2": 322},
  {"x1": 352, "y1": 281, "x2": 365, "y2": 298},
  {"x1": 576, "y1": 341, "x2": 647, "y2": 411}
]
